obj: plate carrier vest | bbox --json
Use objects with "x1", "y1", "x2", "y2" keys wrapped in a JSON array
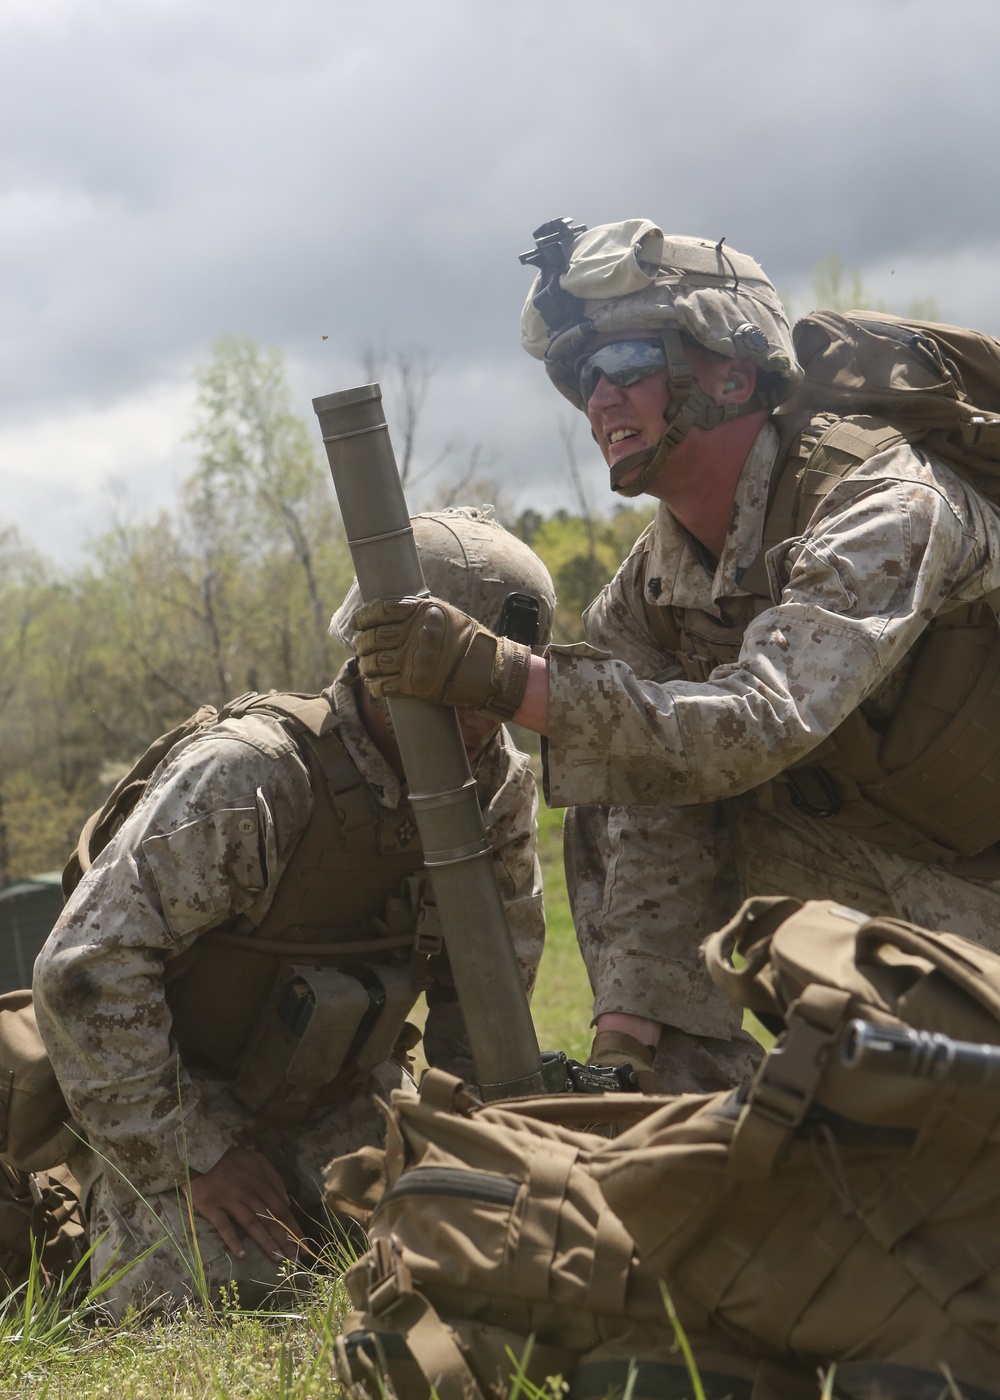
[
  {"x1": 65, "y1": 690, "x2": 433, "y2": 1121},
  {"x1": 639, "y1": 411, "x2": 1000, "y2": 864}
]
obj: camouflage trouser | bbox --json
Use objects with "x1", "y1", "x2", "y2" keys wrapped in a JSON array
[
  {"x1": 85, "y1": 1059, "x2": 408, "y2": 1319},
  {"x1": 566, "y1": 794, "x2": 1000, "y2": 1092}
]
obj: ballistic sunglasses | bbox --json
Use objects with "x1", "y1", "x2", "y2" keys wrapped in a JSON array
[{"x1": 576, "y1": 339, "x2": 667, "y2": 404}]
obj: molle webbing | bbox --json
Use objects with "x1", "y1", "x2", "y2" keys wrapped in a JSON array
[
  {"x1": 237, "y1": 693, "x2": 426, "y2": 944},
  {"x1": 588, "y1": 899, "x2": 1000, "y2": 1389},
  {"x1": 756, "y1": 413, "x2": 906, "y2": 566},
  {"x1": 163, "y1": 691, "x2": 426, "y2": 1078}
]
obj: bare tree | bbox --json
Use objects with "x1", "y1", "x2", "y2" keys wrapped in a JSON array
[
  {"x1": 186, "y1": 334, "x2": 336, "y2": 672},
  {"x1": 359, "y1": 344, "x2": 498, "y2": 512},
  {"x1": 560, "y1": 418, "x2": 598, "y2": 557},
  {"x1": 360, "y1": 345, "x2": 436, "y2": 487}
]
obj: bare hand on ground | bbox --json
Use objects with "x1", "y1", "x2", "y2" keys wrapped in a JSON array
[{"x1": 188, "y1": 1146, "x2": 300, "y2": 1262}]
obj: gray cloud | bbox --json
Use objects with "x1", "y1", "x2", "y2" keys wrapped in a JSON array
[{"x1": 0, "y1": 0, "x2": 998, "y2": 555}]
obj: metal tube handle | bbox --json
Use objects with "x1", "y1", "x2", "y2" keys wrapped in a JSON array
[{"x1": 842, "y1": 1018, "x2": 1000, "y2": 1089}]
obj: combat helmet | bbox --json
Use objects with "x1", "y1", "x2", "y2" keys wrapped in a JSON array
[
  {"x1": 331, "y1": 506, "x2": 555, "y2": 652},
  {"x1": 519, "y1": 217, "x2": 802, "y2": 496}
]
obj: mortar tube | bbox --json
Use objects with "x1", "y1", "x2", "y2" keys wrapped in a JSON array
[{"x1": 313, "y1": 383, "x2": 545, "y2": 1100}]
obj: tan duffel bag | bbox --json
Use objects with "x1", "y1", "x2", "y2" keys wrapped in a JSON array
[
  {"x1": 328, "y1": 1071, "x2": 821, "y2": 1400},
  {"x1": 332, "y1": 898, "x2": 1000, "y2": 1399},
  {"x1": 0, "y1": 993, "x2": 84, "y2": 1295},
  {"x1": 588, "y1": 896, "x2": 1000, "y2": 1398}
]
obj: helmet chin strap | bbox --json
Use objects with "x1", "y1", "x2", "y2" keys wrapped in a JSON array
[{"x1": 610, "y1": 327, "x2": 759, "y2": 497}]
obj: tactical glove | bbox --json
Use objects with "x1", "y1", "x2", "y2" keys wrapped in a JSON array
[
  {"x1": 587, "y1": 1030, "x2": 661, "y2": 1095},
  {"x1": 353, "y1": 596, "x2": 532, "y2": 721}
]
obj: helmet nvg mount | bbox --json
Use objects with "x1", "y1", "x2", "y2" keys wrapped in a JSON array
[
  {"x1": 331, "y1": 507, "x2": 556, "y2": 653},
  {"x1": 520, "y1": 218, "x2": 802, "y2": 496}
]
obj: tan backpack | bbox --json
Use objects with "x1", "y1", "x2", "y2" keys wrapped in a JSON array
[
  {"x1": 787, "y1": 309, "x2": 1000, "y2": 496},
  {"x1": 0, "y1": 1161, "x2": 85, "y2": 1294},
  {"x1": 739, "y1": 313, "x2": 1000, "y2": 861},
  {"x1": 589, "y1": 897, "x2": 1000, "y2": 1397},
  {"x1": 329, "y1": 1072, "x2": 825, "y2": 1400},
  {"x1": 0, "y1": 991, "x2": 75, "y2": 1174},
  {"x1": 332, "y1": 899, "x2": 1000, "y2": 1399}
]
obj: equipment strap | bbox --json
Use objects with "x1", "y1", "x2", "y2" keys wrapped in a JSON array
[
  {"x1": 728, "y1": 984, "x2": 853, "y2": 1181},
  {"x1": 741, "y1": 413, "x2": 905, "y2": 599},
  {"x1": 244, "y1": 692, "x2": 376, "y2": 842},
  {"x1": 417, "y1": 1068, "x2": 480, "y2": 1116},
  {"x1": 201, "y1": 928, "x2": 413, "y2": 960},
  {"x1": 586, "y1": 1202, "x2": 634, "y2": 1316},
  {"x1": 360, "y1": 1235, "x2": 483, "y2": 1398},
  {"x1": 371, "y1": 1288, "x2": 486, "y2": 1400},
  {"x1": 509, "y1": 1144, "x2": 577, "y2": 1304}
]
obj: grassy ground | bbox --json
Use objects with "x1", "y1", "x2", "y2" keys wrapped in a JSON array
[
  {"x1": 0, "y1": 1269, "x2": 352, "y2": 1399},
  {"x1": 529, "y1": 799, "x2": 594, "y2": 1063},
  {"x1": 1, "y1": 802, "x2": 772, "y2": 1399},
  {"x1": 0, "y1": 802, "x2": 594, "y2": 1400}
]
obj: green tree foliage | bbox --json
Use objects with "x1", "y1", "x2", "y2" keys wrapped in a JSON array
[
  {"x1": 0, "y1": 527, "x2": 78, "y2": 878},
  {"x1": 183, "y1": 334, "x2": 351, "y2": 691},
  {"x1": 810, "y1": 252, "x2": 874, "y2": 313},
  {"x1": 516, "y1": 505, "x2": 654, "y2": 642},
  {"x1": 0, "y1": 339, "x2": 361, "y2": 881}
]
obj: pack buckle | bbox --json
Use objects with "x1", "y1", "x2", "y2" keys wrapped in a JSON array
[{"x1": 366, "y1": 1234, "x2": 412, "y2": 1315}]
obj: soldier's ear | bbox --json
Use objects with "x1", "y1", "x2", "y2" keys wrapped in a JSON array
[{"x1": 718, "y1": 359, "x2": 756, "y2": 405}]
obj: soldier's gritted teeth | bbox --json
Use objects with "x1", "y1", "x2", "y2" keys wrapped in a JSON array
[{"x1": 586, "y1": 366, "x2": 672, "y2": 476}]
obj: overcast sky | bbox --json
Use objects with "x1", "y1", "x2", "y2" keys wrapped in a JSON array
[{"x1": 2, "y1": 0, "x2": 999, "y2": 559}]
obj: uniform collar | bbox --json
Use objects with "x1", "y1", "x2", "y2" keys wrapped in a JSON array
[
  {"x1": 332, "y1": 661, "x2": 404, "y2": 809},
  {"x1": 644, "y1": 420, "x2": 779, "y2": 618}
]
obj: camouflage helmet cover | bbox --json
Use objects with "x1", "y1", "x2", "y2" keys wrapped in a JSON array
[
  {"x1": 331, "y1": 507, "x2": 555, "y2": 651},
  {"x1": 520, "y1": 219, "x2": 802, "y2": 411}
]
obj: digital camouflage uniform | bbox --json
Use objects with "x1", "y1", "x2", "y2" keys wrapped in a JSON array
[
  {"x1": 552, "y1": 416, "x2": 1000, "y2": 1072},
  {"x1": 510, "y1": 218, "x2": 1000, "y2": 1087},
  {"x1": 33, "y1": 663, "x2": 543, "y2": 1316}
]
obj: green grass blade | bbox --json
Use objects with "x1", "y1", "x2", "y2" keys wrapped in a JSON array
[{"x1": 660, "y1": 1281, "x2": 706, "y2": 1400}]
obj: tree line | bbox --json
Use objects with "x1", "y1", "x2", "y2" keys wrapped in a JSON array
[
  {"x1": 3, "y1": 251, "x2": 933, "y2": 882},
  {"x1": 0, "y1": 337, "x2": 652, "y2": 882}
]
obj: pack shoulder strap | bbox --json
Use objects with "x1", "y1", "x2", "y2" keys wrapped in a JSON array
[
  {"x1": 794, "y1": 416, "x2": 906, "y2": 534},
  {"x1": 234, "y1": 689, "x2": 340, "y2": 740},
  {"x1": 237, "y1": 689, "x2": 373, "y2": 833},
  {"x1": 63, "y1": 689, "x2": 362, "y2": 899},
  {"x1": 62, "y1": 702, "x2": 222, "y2": 897},
  {"x1": 741, "y1": 413, "x2": 905, "y2": 600}
]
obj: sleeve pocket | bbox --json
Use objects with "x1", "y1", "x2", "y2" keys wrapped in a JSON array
[{"x1": 142, "y1": 797, "x2": 270, "y2": 939}]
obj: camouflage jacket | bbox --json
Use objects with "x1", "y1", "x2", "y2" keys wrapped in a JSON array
[
  {"x1": 545, "y1": 421, "x2": 1000, "y2": 808},
  {"x1": 33, "y1": 665, "x2": 544, "y2": 1196},
  {"x1": 550, "y1": 421, "x2": 1000, "y2": 1033}
]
